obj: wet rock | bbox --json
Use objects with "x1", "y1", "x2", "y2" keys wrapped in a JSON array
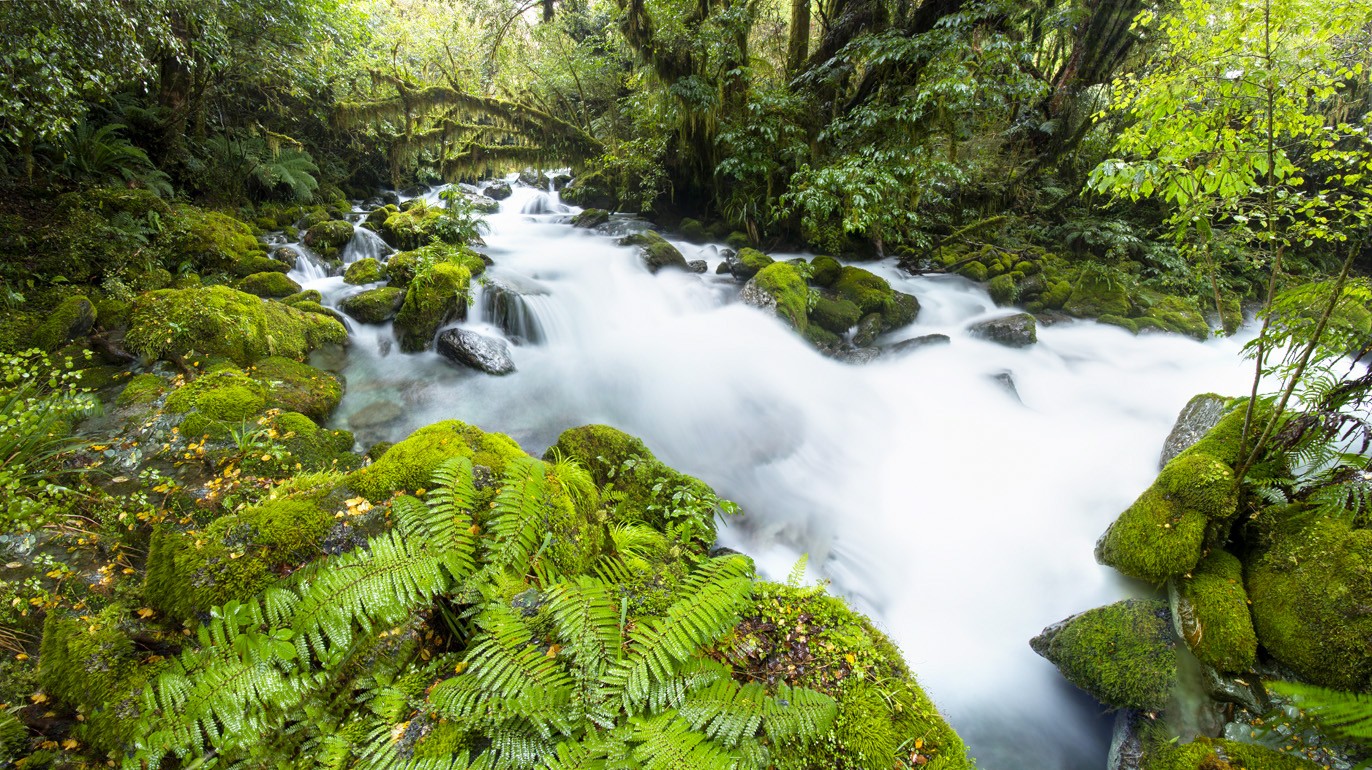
[
  {"x1": 715, "y1": 261, "x2": 732, "y2": 275},
  {"x1": 348, "y1": 400, "x2": 404, "y2": 430},
  {"x1": 618, "y1": 230, "x2": 688, "y2": 273},
  {"x1": 852, "y1": 313, "x2": 883, "y2": 347},
  {"x1": 572, "y1": 208, "x2": 610, "y2": 228},
  {"x1": 339, "y1": 286, "x2": 405, "y2": 324},
  {"x1": 271, "y1": 247, "x2": 298, "y2": 267},
  {"x1": 484, "y1": 181, "x2": 512, "y2": 200},
  {"x1": 730, "y1": 248, "x2": 774, "y2": 281},
  {"x1": 886, "y1": 334, "x2": 951, "y2": 355},
  {"x1": 969, "y1": 313, "x2": 1037, "y2": 348},
  {"x1": 1106, "y1": 710, "x2": 1150, "y2": 770},
  {"x1": 835, "y1": 348, "x2": 881, "y2": 365},
  {"x1": 481, "y1": 274, "x2": 549, "y2": 344},
  {"x1": 436, "y1": 328, "x2": 516, "y2": 375},
  {"x1": 1030, "y1": 599, "x2": 1178, "y2": 711},
  {"x1": 1159, "y1": 393, "x2": 1229, "y2": 469},
  {"x1": 686, "y1": 259, "x2": 708, "y2": 273},
  {"x1": 990, "y1": 370, "x2": 1021, "y2": 402}
]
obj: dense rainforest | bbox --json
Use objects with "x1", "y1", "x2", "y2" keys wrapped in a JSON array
[{"x1": 3, "y1": 0, "x2": 1372, "y2": 768}]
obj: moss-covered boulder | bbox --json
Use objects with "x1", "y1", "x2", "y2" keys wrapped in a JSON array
[
  {"x1": 145, "y1": 491, "x2": 342, "y2": 619},
  {"x1": 969, "y1": 313, "x2": 1036, "y2": 348},
  {"x1": 1030, "y1": 599, "x2": 1178, "y2": 711},
  {"x1": 678, "y1": 217, "x2": 708, "y2": 242},
  {"x1": 1141, "y1": 295, "x2": 1210, "y2": 340},
  {"x1": 159, "y1": 205, "x2": 267, "y2": 274},
  {"x1": 339, "y1": 286, "x2": 406, "y2": 324},
  {"x1": 829, "y1": 266, "x2": 919, "y2": 332},
  {"x1": 304, "y1": 219, "x2": 355, "y2": 260},
  {"x1": 380, "y1": 205, "x2": 449, "y2": 250},
  {"x1": 246, "y1": 356, "x2": 343, "y2": 421},
  {"x1": 32, "y1": 295, "x2": 96, "y2": 350},
  {"x1": 283, "y1": 289, "x2": 323, "y2": 306},
  {"x1": 394, "y1": 262, "x2": 470, "y2": 352},
  {"x1": 1141, "y1": 736, "x2": 1323, "y2": 770},
  {"x1": 1063, "y1": 269, "x2": 1133, "y2": 318},
  {"x1": 731, "y1": 247, "x2": 774, "y2": 281},
  {"x1": 729, "y1": 582, "x2": 972, "y2": 770},
  {"x1": 809, "y1": 297, "x2": 862, "y2": 334},
  {"x1": 742, "y1": 262, "x2": 809, "y2": 332},
  {"x1": 809, "y1": 255, "x2": 842, "y2": 287},
  {"x1": 115, "y1": 372, "x2": 167, "y2": 407},
  {"x1": 238, "y1": 412, "x2": 359, "y2": 477},
  {"x1": 386, "y1": 241, "x2": 486, "y2": 288},
  {"x1": 618, "y1": 230, "x2": 688, "y2": 273},
  {"x1": 571, "y1": 208, "x2": 610, "y2": 228},
  {"x1": 1168, "y1": 549, "x2": 1257, "y2": 673},
  {"x1": 364, "y1": 204, "x2": 398, "y2": 231},
  {"x1": 236, "y1": 270, "x2": 302, "y2": 298},
  {"x1": 126, "y1": 285, "x2": 347, "y2": 365},
  {"x1": 343, "y1": 257, "x2": 386, "y2": 285},
  {"x1": 163, "y1": 364, "x2": 269, "y2": 436},
  {"x1": 1247, "y1": 512, "x2": 1372, "y2": 690},
  {"x1": 346, "y1": 420, "x2": 526, "y2": 501},
  {"x1": 231, "y1": 254, "x2": 292, "y2": 278}
]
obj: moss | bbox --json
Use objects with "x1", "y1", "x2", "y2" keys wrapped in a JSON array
[
  {"x1": 678, "y1": 217, "x2": 708, "y2": 242},
  {"x1": 1144, "y1": 295, "x2": 1210, "y2": 340},
  {"x1": 145, "y1": 494, "x2": 337, "y2": 619},
  {"x1": 571, "y1": 208, "x2": 610, "y2": 228},
  {"x1": 619, "y1": 231, "x2": 688, "y2": 273},
  {"x1": 1064, "y1": 271, "x2": 1133, "y2": 318},
  {"x1": 32, "y1": 295, "x2": 96, "y2": 350},
  {"x1": 247, "y1": 356, "x2": 343, "y2": 421},
  {"x1": 1097, "y1": 417, "x2": 1242, "y2": 583},
  {"x1": 809, "y1": 255, "x2": 842, "y2": 287},
  {"x1": 343, "y1": 257, "x2": 386, "y2": 285},
  {"x1": 881, "y1": 291, "x2": 919, "y2": 330},
  {"x1": 346, "y1": 420, "x2": 527, "y2": 501},
  {"x1": 1246, "y1": 514, "x2": 1372, "y2": 690},
  {"x1": 339, "y1": 286, "x2": 406, "y2": 324},
  {"x1": 164, "y1": 365, "x2": 268, "y2": 437},
  {"x1": 133, "y1": 267, "x2": 174, "y2": 292},
  {"x1": 1142, "y1": 736, "x2": 1323, "y2": 770},
  {"x1": 724, "y1": 231, "x2": 752, "y2": 250},
  {"x1": 232, "y1": 254, "x2": 292, "y2": 278},
  {"x1": 1169, "y1": 549, "x2": 1257, "y2": 673},
  {"x1": 803, "y1": 324, "x2": 843, "y2": 351},
  {"x1": 833, "y1": 266, "x2": 893, "y2": 316},
  {"x1": 809, "y1": 297, "x2": 862, "y2": 334},
  {"x1": 380, "y1": 205, "x2": 449, "y2": 250},
  {"x1": 115, "y1": 373, "x2": 167, "y2": 407},
  {"x1": 95, "y1": 298, "x2": 131, "y2": 331},
  {"x1": 38, "y1": 605, "x2": 166, "y2": 754},
  {"x1": 126, "y1": 285, "x2": 347, "y2": 365},
  {"x1": 236, "y1": 271, "x2": 302, "y2": 298},
  {"x1": 159, "y1": 205, "x2": 265, "y2": 274},
  {"x1": 282, "y1": 290, "x2": 322, "y2": 306},
  {"x1": 386, "y1": 242, "x2": 485, "y2": 288},
  {"x1": 730, "y1": 582, "x2": 972, "y2": 770},
  {"x1": 1030, "y1": 599, "x2": 1177, "y2": 711},
  {"x1": 734, "y1": 247, "x2": 774, "y2": 280},
  {"x1": 304, "y1": 219, "x2": 356, "y2": 260},
  {"x1": 238, "y1": 413, "x2": 359, "y2": 477},
  {"x1": 988, "y1": 274, "x2": 1019, "y2": 306},
  {"x1": 394, "y1": 262, "x2": 471, "y2": 352},
  {"x1": 752, "y1": 262, "x2": 809, "y2": 332},
  {"x1": 957, "y1": 261, "x2": 988, "y2": 282},
  {"x1": 364, "y1": 204, "x2": 398, "y2": 231},
  {"x1": 1100, "y1": 314, "x2": 1140, "y2": 333}
]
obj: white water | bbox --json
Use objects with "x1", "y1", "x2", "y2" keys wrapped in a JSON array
[{"x1": 289, "y1": 186, "x2": 1260, "y2": 769}]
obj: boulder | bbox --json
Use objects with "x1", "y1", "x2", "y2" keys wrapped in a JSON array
[
  {"x1": 886, "y1": 334, "x2": 951, "y2": 355},
  {"x1": 1159, "y1": 394, "x2": 1229, "y2": 468},
  {"x1": 1030, "y1": 599, "x2": 1178, "y2": 711},
  {"x1": 730, "y1": 248, "x2": 774, "y2": 281},
  {"x1": 348, "y1": 400, "x2": 404, "y2": 431},
  {"x1": 1167, "y1": 549, "x2": 1257, "y2": 673},
  {"x1": 618, "y1": 230, "x2": 688, "y2": 273},
  {"x1": 236, "y1": 271, "x2": 301, "y2": 298},
  {"x1": 571, "y1": 208, "x2": 610, "y2": 228},
  {"x1": 303, "y1": 220, "x2": 355, "y2": 260},
  {"x1": 686, "y1": 260, "x2": 708, "y2": 274},
  {"x1": 484, "y1": 181, "x2": 512, "y2": 200},
  {"x1": 969, "y1": 313, "x2": 1037, "y2": 348},
  {"x1": 742, "y1": 262, "x2": 808, "y2": 332},
  {"x1": 436, "y1": 328, "x2": 516, "y2": 375},
  {"x1": 33, "y1": 296, "x2": 96, "y2": 351},
  {"x1": 393, "y1": 262, "x2": 470, "y2": 352},
  {"x1": 343, "y1": 257, "x2": 386, "y2": 285}
]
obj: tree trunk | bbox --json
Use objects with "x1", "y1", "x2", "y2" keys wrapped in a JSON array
[{"x1": 787, "y1": 0, "x2": 810, "y2": 76}]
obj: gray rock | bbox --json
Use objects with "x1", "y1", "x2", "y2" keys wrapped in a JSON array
[
  {"x1": 1106, "y1": 710, "x2": 1150, "y2": 770},
  {"x1": 348, "y1": 400, "x2": 404, "y2": 430},
  {"x1": 686, "y1": 260, "x2": 708, "y2": 274},
  {"x1": 739, "y1": 278, "x2": 776, "y2": 312},
  {"x1": 1159, "y1": 393, "x2": 1229, "y2": 469},
  {"x1": 886, "y1": 334, "x2": 951, "y2": 354},
  {"x1": 571, "y1": 208, "x2": 610, "y2": 228},
  {"x1": 436, "y1": 328, "x2": 516, "y2": 375},
  {"x1": 481, "y1": 274, "x2": 549, "y2": 344},
  {"x1": 617, "y1": 231, "x2": 688, "y2": 273},
  {"x1": 484, "y1": 181, "x2": 512, "y2": 200},
  {"x1": 852, "y1": 313, "x2": 883, "y2": 347},
  {"x1": 990, "y1": 370, "x2": 1021, "y2": 402},
  {"x1": 835, "y1": 348, "x2": 881, "y2": 365},
  {"x1": 969, "y1": 313, "x2": 1037, "y2": 348}
]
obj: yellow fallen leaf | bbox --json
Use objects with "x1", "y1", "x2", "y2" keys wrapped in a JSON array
[
  {"x1": 844, "y1": 653, "x2": 856, "y2": 665},
  {"x1": 15, "y1": 653, "x2": 28, "y2": 661},
  {"x1": 137, "y1": 608, "x2": 156, "y2": 619},
  {"x1": 62, "y1": 738, "x2": 79, "y2": 750},
  {"x1": 30, "y1": 693, "x2": 48, "y2": 704}
]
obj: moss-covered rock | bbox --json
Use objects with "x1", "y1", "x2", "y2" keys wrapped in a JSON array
[
  {"x1": 283, "y1": 289, "x2": 323, "y2": 306},
  {"x1": 1063, "y1": 270, "x2": 1133, "y2": 318},
  {"x1": 809, "y1": 297, "x2": 862, "y2": 334},
  {"x1": 236, "y1": 270, "x2": 302, "y2": 298},
  {"x1": 618, "y1": 230, "x2": 688, "y2": 273},
  {"x1": 678, "y1": 217, "x2": 708, "y2": 242},
  {"x1": 145, "y1": 491, "x2": 340, "y2": 619},
  {"x1": 394, "y1": 262, "x2": 470, "y2": 352},
  {"x1": 343, "y1": 257, "x2": 386, "y2": 285},
  {"x1": 386, "y1": 241, "x2": 486, "y2": 288},
  {"x1": 304, "y1": 219, "x2": 355, "y2": 260},
  {"x1": 379, "y1": 205, "x2": 450, "y2": 250},
  {"x1": 988, "y1": 274, "x2": 1019, "y2": 306},
  {"x1": 126, "y1": 286, "x2": 347, "y2": 365},
  {"x1": 164, "y1": 364, "x2": 269, "y2": 436},
  {"x1": 571, "y1": 208, "x2": 610, "y2": 228},
  {"x1": 238, "y1": 413, "x2": 360, "y2": 477},
  {"x1": 742, "y1": 262, "x2": 809, "y2": 332},
  {"x1": 32, "y1": 295, "x2": 96, "y2": 350},
  {"x1": 833, "y1": 267, "x2": 890, "y2": 316},
  {"x1": 1141, "y1": 736, "x2": 1323, "y2": 770},
  {"x1": 1247, "y1": 513, "x2": 1372, "y2": 690},
  {"x1": 115, "y1": 372, "x2": 167, "y2": 407},
  {"x1": 346, "y1": 420, "x2": 526, "y2": 501},
  {"x1": 246, "y1": 356, "x2": 343, "y2": 421},
  {"x1": 231, "y1": 254, "x2": 292, "y2": 278},
  {"x1": 1096, "y1": 406, "x2": 1247, "y2": 583},
  {"x1": 732, "y1": 247, "x2": 774, "y2": 281},
  {"x1": 1030, "y1": 599, "x2": 1178, "y2": 711},
  {"x1": 1168, "y1": 549, "x2": 1256, "y2": 673},
  {"x1": 1143, "y1": 295, "x2": 1210, "y2": 340},
  {"x1": 809, "y1": 255, "x2": 842, "y2": 287},
  {"x1": 160, "y1": 205, "x2": 267, "y2": 274},
  {"x1": 336, "y1": 286, "x2": 403, "y2": 325}
]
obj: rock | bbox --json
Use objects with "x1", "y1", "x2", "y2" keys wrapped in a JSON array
[
  {"x1": 1159, "y1": 394, "x2": 1229, "y2": 468},
  {"x1": 852, "y1": 313, "x2": 883, "y2": 347},
  {"x1": 344, "y1": 420, "x2": 526, "y2": 501},
  {"x1": 232, "y1": 254, "x2": 292, "y2": 277},
  {"x1": 363, "y1": 204, "x2": 396, "y2": 231},
  {"x1": 886, "y1": 334, "x2": 951, "y2": 355},
  {"x1": 679, "y1": 218, "x2": 709, "y2": 243},
  {"x1": 1106, "y1": 710, "x2": 1149, "y2": 770},
  {"x1": 969, "y1": 313, "x2": 1037, "y2": 347},
  {"x1": 304, "y1": 219, "x2": 355, "y2": 260},
  {"x1": 686, "y1": 259, "x2": 708, "y2": 274},
  {"x1": 809, "y1": 256, "x2": 842, "y2": 287},
  {"x1": 715, "y1": 261, "x2": 732, "y2": 275},
  {"x1": 809, "y1": 297, "x2": 862, "y2": 334},
  {"x1": 247, "y1": 356, "x2": 343, "y2": 422},
  {"x1": 1167, "y1": 549, "x2": 1257, "y2": 673},
  {"x1": 518, "y1": 169, "x2": 547, "y2": 187},
  {"x1": 484, "y1": 181, "x2": 512, "y2": 200},
  {"x1": 343, "y1": 257, "x2": 386, "y2": 285},
  {"x1": 572, "y1": 208, "x2": 610, "y2": 228},
  {"x1": 271, "y1": 247, "x2": 298, "y2": 267},
  {"x1": 741, "y1": 263, "x2": 808, "y2": 331},
  {"x1": 339, "y1": 287, "x2": 405, "y2": 324},
  {"x1": 348, "y1": 400, "x2": 404, "y2": 431},
  {"x1": 464, "y1": 194, "x2": 500, "y2": 214},
  {"x1": 386, "y1": 242, "x2": 486, "y2": 288},
  {"x1": 618, "y1": 230, "x2": 688, "y2": 273},
  {"x1": 835, "y1": 348, "x2": 881, "y2": 365},
  {"x1": 990, "y1": 370, "x2": 1021, "y2": 402},
  {"x1": 436, "y1": 328, "x2": 516, "y2": 375},
  {"x1": 548, "y1": 172, "x2": 572, "y2": 191},
  {"x1": 236, "y1": 271, "x2": 302, "y2": 298},
  {"x1": 481, "y1": 274, "x2": 549, "y2": 344},
  {"x1": 34, "y1": 296, "x2": 96, "y2": 351},
  {"x1": 730, "y1": 248, "x2": 774, "y2": 281},
  {"x1": 1030, "y1": 599, "x2": 1178, "y2": 711},
  {"x1": 393, "y1": 262, "x2": 470, "y2": 352}
]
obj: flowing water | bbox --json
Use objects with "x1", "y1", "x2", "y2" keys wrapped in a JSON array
[{"x1": 287, "y1": 185, "x2": 1260, "y2": 769}]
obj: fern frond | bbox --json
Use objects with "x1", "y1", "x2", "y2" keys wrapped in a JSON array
[
  {"x1": 629, "y1": 712, "x2": 745, "y2": 770},
  {"x1": 488, "y1": 457, "x2": 555, "y2": 576},
  {"x1": 678, "y1": 678, "x2": 767, "y2": 747},
  {"x1": 1271, "y1": 680, "x2": 1372, "y2": 747},
  {"x1": 761, "y1": 684, "x2": 838, "y2": 742}
]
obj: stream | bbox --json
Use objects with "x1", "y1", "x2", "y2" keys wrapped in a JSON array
[{"x1": 284, "y1": 183, "x2": 1260, "y2": 769}]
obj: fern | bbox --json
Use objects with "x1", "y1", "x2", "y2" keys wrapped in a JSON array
[
  {"x1": 487, "y1": 457, "x2": 556, "y2": 576},
  {"x1": 629, "y1": 712, "x2": 743, "y2": 770},
  {"x1": 1270, "y1": 681, "x2": 1372, "y2": 747}
]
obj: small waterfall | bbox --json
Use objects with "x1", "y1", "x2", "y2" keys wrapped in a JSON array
[
  {"x1": 284, "y1": 244, "x2": 331, "y2": 283},
  {"x1": 474, "y1": 272, "x2": 551, "y2": 344},
  {"x1": 341, "y1": 226, "x2": 392, "y2": 265},
  {"x1": 520, "y1": 191, "x2": 567, "y2": 215}
]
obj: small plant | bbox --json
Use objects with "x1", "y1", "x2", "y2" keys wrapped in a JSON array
[{"x1": 436, "y1": 187, "x2": 491, "y2": 245}]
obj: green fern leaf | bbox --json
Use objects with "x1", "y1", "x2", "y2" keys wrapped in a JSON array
[{"x1": 1271, "y1": 680, "x2": 1372, "y2": 746}]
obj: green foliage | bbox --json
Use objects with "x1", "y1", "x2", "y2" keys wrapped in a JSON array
[
  {"x1": 48, "y1": 121, "x2": 172, "y2": 196},
  {"x1": 1269, "y1": 681, "x2": 1372, "y2": 749},
  {"x1": 437, "y1": 187, "x2": 493, "y2": 245}
]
